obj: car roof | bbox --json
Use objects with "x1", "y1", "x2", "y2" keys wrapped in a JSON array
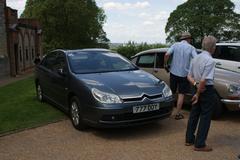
[
  {"x1": 52, "y1": 48, "x2": 112, "y2": 54},
  {"x1": 216, "y1": 42, "x2": 240, "y2": 46},
  {"x1": 133, "y1": 48, "x2": 168, "y2": 57},
  {"x1": 132, "y1": 48, "x2": 202, "y2": 58}
]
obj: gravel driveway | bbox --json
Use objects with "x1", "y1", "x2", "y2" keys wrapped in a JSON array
[{"x1": 0, "y1": 111, "x2": 239, "y2": 160}]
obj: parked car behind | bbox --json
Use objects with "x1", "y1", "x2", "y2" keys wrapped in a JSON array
[
  {"x1": 35, "y1": 49, "x2": 174, "y2": 130},
  {"x1": 131, "y1": 48, "x2": 240, "y2": 119}
]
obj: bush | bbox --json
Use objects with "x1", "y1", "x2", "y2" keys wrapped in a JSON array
[{"x1": 115, "y1": 41, "x2": 167, "y2": 59}]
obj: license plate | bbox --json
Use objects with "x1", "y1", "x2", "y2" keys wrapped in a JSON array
[{"x1": 133, "y1": 103, "x2": 160, "y2": 114}]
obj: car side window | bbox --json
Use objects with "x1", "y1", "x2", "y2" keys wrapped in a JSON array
[
  {"x1": 156, "y1": 52, "x2": 165, "y2": 68},
  {"x1": 52, "y1": 52, "x2": 67, "y2": 73},
  {"x1": 41, "y1": 52, "x2": 58, "y2": 70},
  {"x1": 136, "y1": 54, "x2": 155, "y2": 68},
  {"x1": 214, "y1": 46, "x2": 240, "y2": 62},
  {"x1": 228, "y1": 46, "x2": 240, "y2": 62}
]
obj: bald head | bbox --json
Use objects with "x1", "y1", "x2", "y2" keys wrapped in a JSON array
[{"x1": 202, "y1": 36, "x2": 217, "y2": 54}]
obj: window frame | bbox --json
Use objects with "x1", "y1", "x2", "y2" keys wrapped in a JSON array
[
  {"x1": 136, "y1": 53, "x2": 156, "y2": 68},
  {"x1": 155, "y1": 52, "x2": 165, "y2": 69},
  {"x1": 40, "y1": 51, "x2": 58, "y2": 71}
]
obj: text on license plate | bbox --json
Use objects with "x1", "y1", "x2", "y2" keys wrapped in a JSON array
[{"x1": 133, "y1": 103, "x2": 160, "y2": 113}]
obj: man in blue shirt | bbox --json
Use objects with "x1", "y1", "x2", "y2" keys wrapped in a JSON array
[
  {"x1": 186, "y1": 35, "x2": 217, "y2": 152},
  {"x1": 164, "y1": 32, "x2": 197, "y2": 120}
]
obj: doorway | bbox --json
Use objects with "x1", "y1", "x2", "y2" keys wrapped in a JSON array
[{"x1": 14, "y1": 44, "x2": 18, "y2": 75}]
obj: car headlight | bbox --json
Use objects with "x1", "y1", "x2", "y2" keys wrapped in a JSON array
[
  {"x1": 92, "y1": 88, "x2": 122, "y2": 104},
  {"x1": 162, "y1": 82, "x2": 172, "y2": 98},
  {"x1": 228, "y1": 84, "x2": 240, "y2": 97}
]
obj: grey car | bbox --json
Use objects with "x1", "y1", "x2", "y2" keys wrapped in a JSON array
[
  {"x1": 132, "y1": 48, "x2": 240, "y2": 119},
  {"x1": 35, "y1": 49, "x2": 174, "y2": 130}
]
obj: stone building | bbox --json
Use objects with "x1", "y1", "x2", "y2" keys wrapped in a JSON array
[{"x1": 0, "y1": 0, "x2": 42, "y2": 79}]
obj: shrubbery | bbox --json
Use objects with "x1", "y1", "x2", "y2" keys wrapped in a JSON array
[{"x1": 114, "y1": 41, "x2": 167, "y2": 59}]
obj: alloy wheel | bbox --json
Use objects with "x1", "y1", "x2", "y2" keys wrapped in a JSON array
[
  {"x1": 37, "y1": 84, "x2": 43, "y2": 101},
  {"x1": 71, "y1": 101, "x2": 80, "y2": 126}
]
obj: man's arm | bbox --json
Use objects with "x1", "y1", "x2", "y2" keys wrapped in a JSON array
[
  {"x1": 164, "y1": 45, "x2": 174, "y2": 66},
  {"x1": 191, "y1": 79, "x2": 206, "y2": 105},
  {"x1": 164, "y1": 53, "x2": 170, "y2": 66},
  {"x1": 187, "y1": 74, "x2": 195, "y2": 86},
  {"x1": 196, "y1": 80, "x2": 206, "y2": 96},
  {"x1": 187, "y1": 61, "x2": 206, "y2": 105}
]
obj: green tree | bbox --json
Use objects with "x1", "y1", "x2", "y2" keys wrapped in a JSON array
[
  {"x1": 165, "y1": 0, "x2": 240, "y2": 46},
  {"x1": 22, "y1": 0, "x2": 109, "y2": 52}
]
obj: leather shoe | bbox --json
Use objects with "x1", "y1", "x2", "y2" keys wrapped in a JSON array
[
  {"x1": 185, "y1": 143, "x2": 194, "y2": 146},
  {"x1": 194, "y1": 146, "x2": 213, "y2": 152}
]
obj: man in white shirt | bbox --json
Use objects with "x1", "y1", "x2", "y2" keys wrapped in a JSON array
[{"x1": 186, "y1": 36, "x2": 217, "y2": 152}]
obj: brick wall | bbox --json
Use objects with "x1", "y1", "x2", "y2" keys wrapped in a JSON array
[{"x1": 0, "y1": 0, "x2": 10, "y2": 79}]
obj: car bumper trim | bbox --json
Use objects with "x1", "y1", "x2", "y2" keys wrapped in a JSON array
[{"x1": 221, "y1": 99, "x2": 240, "y2": 105}]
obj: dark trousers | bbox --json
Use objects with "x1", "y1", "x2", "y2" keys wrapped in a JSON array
[{"x1": 185, "y1": 86, "x2": 216, "y2": 148}]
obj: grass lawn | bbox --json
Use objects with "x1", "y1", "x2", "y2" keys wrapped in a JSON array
[{"x1": 0, "y1": 76, "x2": 66, "y2": 135}]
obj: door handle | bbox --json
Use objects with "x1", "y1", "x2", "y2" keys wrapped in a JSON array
[
  {"x1": 216, "y1": 62, "x2": 221, "y2": 66},
  {"x1": 238, "y1": 66, "x2": 240, "y2": 69}
]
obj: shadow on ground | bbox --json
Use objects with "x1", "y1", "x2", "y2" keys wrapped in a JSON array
[
  {"x1": 218, "y1": 110, "x2": 240, "y2": 123},
  {"x1": 90, "y1": 118, "x2": 186, "y2": 141}
]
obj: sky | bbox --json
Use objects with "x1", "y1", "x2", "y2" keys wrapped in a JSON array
[{"x1": 6, "y1": 0, "x2": 240, "y2": 44}]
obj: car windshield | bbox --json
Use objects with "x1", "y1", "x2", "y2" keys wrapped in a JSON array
[{"x1": 68, "y1": 51, "x2": 138, "y2": 74}]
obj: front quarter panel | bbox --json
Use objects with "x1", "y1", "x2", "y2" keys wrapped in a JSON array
[
  {"x1": 214, "y1": 68, "x2": 240, "y2": 110},
  {"x1": 69, "y1": 74, "x2": 96, "y2": 107}
]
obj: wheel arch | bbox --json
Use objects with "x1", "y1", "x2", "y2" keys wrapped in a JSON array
[{"x1": 67, "y1": 92, "x2": 77, "y2": 108}]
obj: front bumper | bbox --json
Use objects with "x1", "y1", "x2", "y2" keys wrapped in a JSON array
[
  {"x1": 221, "y1": 99, "x2": 240, "y2": 110},
  {"x1": 82, "y1": 98, "x2": 174, "y2": 128}
]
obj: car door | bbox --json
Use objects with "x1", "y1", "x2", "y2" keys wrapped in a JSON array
[
  {"x1": 152, "y1": 52, "x2": 170, "y2": 86},
  {"x1": 135, "y1": 53, "x2": 156, "y2": 74},
  {"x1": 214, "y1": 45, "x2": 240, "y2": 73},
  {"x1": 38, "y1": 52, "x2": 58, "y2": 99},
  {"x1": 50, "y1": 51, "x2": 69, "y2": 108}
]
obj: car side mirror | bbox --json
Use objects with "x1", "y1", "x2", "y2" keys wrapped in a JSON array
[{"x1": 57, "y1": 68, "x2": 66, "y2": 76}]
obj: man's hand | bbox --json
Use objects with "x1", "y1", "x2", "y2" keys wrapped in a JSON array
[{"x1": 191, "y1": 94, "x2": 199, "y2": 105}]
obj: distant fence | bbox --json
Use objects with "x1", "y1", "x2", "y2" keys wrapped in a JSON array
[{"x1": 0, "y1": 56, "x2": 10, "y2": 80}]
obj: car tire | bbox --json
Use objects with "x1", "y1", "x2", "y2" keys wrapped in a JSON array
[
  {"x1": 212, "y1": 96, "x2": 224, "y2": 120},
  {"x1": 70, "y1": 96, "x2": 86, "y2": 130},
  {"x1": 36, "y1": 83, "x2": 44, "y2": 102}
]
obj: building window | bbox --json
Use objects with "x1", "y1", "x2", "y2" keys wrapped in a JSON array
[
  {"x1": 26, "y1": 49, "x2": 28, "y2": 60},
  {"x1": 32, "y1": 48, "x2": 34, "y2": 60},
  {"x1": 19, "y1": 47, "x2": 22, "y2": 62}
]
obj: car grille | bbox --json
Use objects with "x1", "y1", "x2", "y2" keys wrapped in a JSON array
[
  {"x1": 101, "y1": 107, "x2": 171, "y2": 122},
  {"x1": 122, "y1": 94, "x2": 163, "y2": 102}
]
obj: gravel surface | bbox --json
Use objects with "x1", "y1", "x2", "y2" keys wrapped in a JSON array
[{"x1": 0, "y1": 110, "x2": 239, "y2": 160}]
